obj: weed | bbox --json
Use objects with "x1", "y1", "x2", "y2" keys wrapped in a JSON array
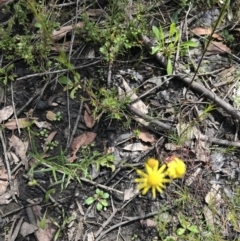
[
  {"x1": 0, "y1": 64, "x2": 17, "y2": 85},
  {"x1": 85, "y1": 188, "x2": 109, "y2": 211},
  {"x1": 82, "y1": 0, "x2": 146, "y2": 62},
  {"x1": 87, "y1": 82, "x2": 131, "y2": 120},
  {"x1": 45, "y1": 140, "x2": 59, "y2": 151},
  {"x1": 37, "y1": 129, "x2": 49, "y2": 138},
  {"x1": 51, "y1": 208, "x2": 76, "y2": 241},
  {"x1": 151, "y1": 22, "x2": 198, "y2": 75}
]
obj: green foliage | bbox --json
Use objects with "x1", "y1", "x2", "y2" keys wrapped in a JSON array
[
  {"x1": 0, "y1": 64, "x2": 17, "y2": 85},
  {"x1": 151, "y1": 23, "x2": 198, "y2": 75},
  {"x1": 51, "y1": 208, "x2": 76, "y2": 241},
  {"x1": 45, "y1": 140, "x2": 59, "y2": 151},
  {"x1": 177, "y1": 214, "x2": 199, "y2": 236},
  {"x1": 82, "y1": 1, "x2": 146, "y2": 62},
  {"x1": 0, "y1": 0, "x2": 54, "y2": 71},
  {"x1": 85, "y1": 188, "x2": 109, "y2": 211},
  {"x1": 37, "y1": 129, "x2": 49, "y2": 138},
  {"x1": 88, "y1": 82, "x2": 130, "y2": 120},
  {"x1": 58, "y1": 73, "x2": 81, "y2": 99}
]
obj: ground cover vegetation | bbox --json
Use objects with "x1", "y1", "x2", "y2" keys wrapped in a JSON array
[{"x1": 0, "y1": 0, "x2": 240, "y2": 240}]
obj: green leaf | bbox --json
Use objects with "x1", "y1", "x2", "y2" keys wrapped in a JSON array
[
  {"x1": 85, "y1": 196, "x2": 95, "y2": 205},
  {"x1": 187, "y1": 225, "x2": 199, "y2": 234},
  {"x1": 169, "y1": 22, "x2": 176, "y2": 38},
  {"x1": 102, "y1": 192, "x2": 109, "y2": 199},
  {"x1": 100, "y1": 199, "x2": 108, "y2": 207},
  {"x1": 39, "y1": 210, "x2": 47, "y2": 229},
  {"x1": 96, "y1": 202, "x2": 103, "y2": 211},
  {"x1": 58, "y1": 76, "x2": 72, "y2": 85},
  {"x1": 45, "y1": 189, "x2": 55, "y2": 203},
  {"x1": 96, "y1": 188, "x2": 101, "y2": 195},
  {"x1": 167, "y1": 58, "x2": 173, "y2": 75},
  {"x1": 176, "y1": 228, "x2": 186, "y2": 236},
  {"x1": 180, "y1": 40, "x2": 198, "y2": 48},
  {"x1": 152, "y1": 26, "x2": 161, "y2": 42},
  {"x1": 151, "y1": 46, "x2": 161, "y2": 55}
]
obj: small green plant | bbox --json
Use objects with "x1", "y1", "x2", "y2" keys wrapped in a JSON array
[
  {"x1": 176, "y1": 214, "x2": 199, "y2": 236},
  {"x1": 0, "y1": 64, "x2": 17, "y2": 85},
  {"x1": 37, "y1": 129, "x2": 49, "y2": 138},
  {"x1": 45, "y1": 140, "x2": 59, "y2": 151},
  {"x1": 88, "y1": 84, "x2": 130, "y2": 120},
  {"x1": 151, "y1": 22, "x2": 198, "y2": 75},
  {"x1": 53, "y1": 112, "x2": 62, "y2": 121},
  {"x1": 58, "y1": 72, "x2": 81, "y2": 99},
  {"x1": 85, "y1": 188, "x2": 109, "y2": 211},
  {"x1": 51, "y1": 208, "x2": 76, "y2": 241},
  {"x1": 82, "y1": 1, "x2": 146, "y2": 62}
]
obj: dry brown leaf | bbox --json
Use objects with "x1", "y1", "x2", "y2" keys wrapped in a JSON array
[
  {"x1": 7, "y1": 151, "x2": 20, "y2": 164},
  {"x1": 121, "y1": 78, "x2": 148, "y2": 114},
  {"x1": 51, "y1": 22, "x2": 84, "y2": 41},
  {"x1": 138, "y1": 127, "x2": 155, "y2": 143},
  {"x1": 0, "y1": 166, "x2": 9, "y2": 195},
  {"x1": 4, "y1": 118, "x2": 33, "y2": 130},
  {"x1": 34, "y1": 120, "x2": 52, "y2": 129},
  {"x1": 43, "y1": 131, "x2": 57, "y2": 152},
  {"x1": 9, "y1": 135, "x2": 29, "y2": 169},
  {"x1": 123, "y1": 143, "x2": 149, "y2": 151},
  {"x1": 0, "y1": 106, "x2": 13, "y2": 123},
  {"x1": 35, "y1": 219, "x2": 56, "y2": 241},
  {"x1": 69, "y1": 132, "x2": 97, "y2": 162},
  {"x1": 20, "y1": 222, "x2": 38, "y2": 237},
  {"x1": 46, "y1": 111, "x2": 56, "y2": 121},
  {"x1": 124, "y1": 187, "x2": 137, "y2": 201},
  {"x1": 190, "y1": 27, "x2": 223, "y2": 40},
  {"x1": 84, "y1": 104, "x2": 96, "y2": 128},
  {"x1": 207, "y1": 41, "x2": 231, "y2": 53}
]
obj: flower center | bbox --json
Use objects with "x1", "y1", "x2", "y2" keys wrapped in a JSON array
[{"x1": 147, "y1": 172, "x2": 161, "y2": 186}]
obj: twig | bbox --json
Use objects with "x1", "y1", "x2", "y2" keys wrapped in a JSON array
[
  {"x1": 95, "y1": 194, "x2": 138, "y2": 239},
  {"x1": 95, "y1": 210, "x2": 158, "y2": 241},
  {"x1": 140, "y1": 34, "x2": 240, "y2": 121},
  {"x1": 199, "y1": 135, "x2": 240, "y2": 147},
  {"x1": 0, "y1": 130, "x2": 15, "y2": 196},
  {"x1": 127, "y1": 105, "x2": 172, "y2": 130}
]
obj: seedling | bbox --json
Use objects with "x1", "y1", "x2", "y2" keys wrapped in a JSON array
[
  {"x1": 176, "y1": 214, "x2": 199, "y2": 236},
  {"x1": 58, "y1": 73, "x2": 81, "y2": 99},
  {"x1": 45, "y1": 141, "x2": 59, "y2": 151},
  {"x1": 53, "y1": 112, "x2": 62, "y2": 121},
  {"x1": 85, "y1": 188, "x2": 109, "y2": 211},
  {"x1": 37, "y1": 129, "x2": 49, "y2": 138},
  {"x1": 151, "y1": 22, "x2": 198, "y2": 75}
]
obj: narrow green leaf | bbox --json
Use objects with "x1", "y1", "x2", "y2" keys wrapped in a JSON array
[
  {"x1": 180, "y1": 40, "x2": 198, "y2": 48},
  {"x1": 151, "y1": 46, "x2": 161, "y2": 55},
  {"x1": 167, "y1": 58, "x2": 173, "y2": 75},
  {"x1": 169, "y1": 22, "x2": 176, "y2": 38},
  {"x1": 152, "y1": 26, "x2": 161, "y2": 42},
  {"x1": 45, "y1": 188, "x2": 55, "y2": 203}
]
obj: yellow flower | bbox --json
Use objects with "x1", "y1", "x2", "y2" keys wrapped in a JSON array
[
  {"x1": 166, "y1": 157, "x2": 186, "y2": 179},
  {"x1": 134, "y1": 158, "x2": 170, "y2": 199}
]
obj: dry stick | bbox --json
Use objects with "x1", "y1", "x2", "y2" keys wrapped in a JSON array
[
  {"x1": 140, "y1": 35, "x2": 240, "y2": 122},
  {"x1": 95, "y1": 210, "x2": 159, "y2": 241},
  {"x1": 127, "y1": 105, "x2": 171, "y2": 130},
  {"x1": 0, "y1": 130, "x2": 15, "y2": 196},
  {"x1": 94, "y1": 194, "x2": 138, "y2": 239}
]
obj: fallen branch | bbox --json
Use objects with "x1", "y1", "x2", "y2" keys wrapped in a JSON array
[{"x1": 140, "y1": 35, "x2": 240, "y2": 121}]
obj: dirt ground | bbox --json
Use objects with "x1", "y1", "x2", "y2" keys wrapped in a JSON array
[{"x1": 0, "y1": 0, "x2": 240, "y2": 241}]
